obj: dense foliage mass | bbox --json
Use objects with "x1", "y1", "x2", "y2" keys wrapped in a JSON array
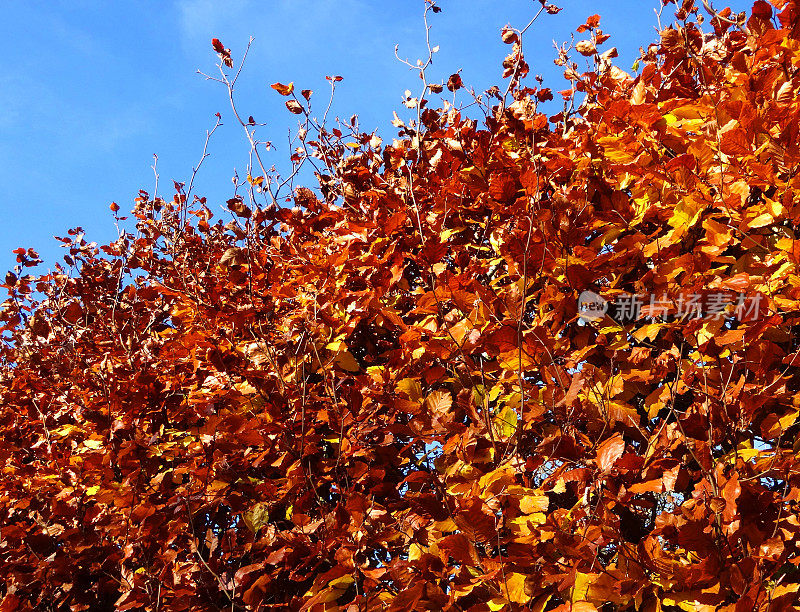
[{"x1": 3, "y1": 0, "x2": 800, "y2": 609}]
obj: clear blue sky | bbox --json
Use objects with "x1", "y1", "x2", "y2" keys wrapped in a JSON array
[{"x1": 1, "y1": 0, "x2": 750, "y2": 275}]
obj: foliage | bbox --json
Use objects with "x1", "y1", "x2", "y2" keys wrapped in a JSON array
[{"x1": 2, "y1": 0, "x2": 800, "y2": 610}]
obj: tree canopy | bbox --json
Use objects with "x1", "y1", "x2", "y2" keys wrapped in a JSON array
[{"x1": 3, "y1": 0, "x2": 800, "y2": 610}]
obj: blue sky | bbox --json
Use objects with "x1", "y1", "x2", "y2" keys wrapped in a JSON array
[{"x1": 1, "y1": 0, "x2": 750, "y2": 275}]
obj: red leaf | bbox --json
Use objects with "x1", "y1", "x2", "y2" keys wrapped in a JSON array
[
  {"x1": 577, "y1": 14, "x2": 600, "y2": 32},
  {"x1": 211, "y1": 37, "x2": 233, "y2": 67},
  {"x1": 751, "y1": 0, "x2": 773, "y2": 19}
]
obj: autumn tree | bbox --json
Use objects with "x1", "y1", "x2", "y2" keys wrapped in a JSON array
[{"x1": 3, "y1": 0, "x2": 800, "y2": 610}]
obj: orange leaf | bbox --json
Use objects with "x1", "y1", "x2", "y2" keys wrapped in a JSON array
[
  {"x1": 271, "y1": 82, "x2": 294, "y2": 96},
  {"x1": 720, "y1": 128, "x2": 750, "y2": 156},
  {"x1": 596, "y1": 434, "x2": 625, "y2": 473},
  {"x1": 425, "y1": 390, "x2": 452, "y2": 417}
]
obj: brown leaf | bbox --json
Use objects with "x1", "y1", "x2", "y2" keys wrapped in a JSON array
[
  {"x1": 575, "y1": 40, "x2": 596, "y2": 56},
  {"x1": 501, "y1": 26, "x2": 519, "y2": 44},
  {"x1": 286, "y1": 100, "x2": 304, "y2": 114},
  {"x1": 447, "y1": 73, "x2": 463, "y2": 92},
  {"x1": 227, "y1": 197, "x2": 252, "y2": 218},
  {"x1": 219, "y1": 247, "x2": 248, "y2": 267},
  {"x1": 438, "y1": 533, "x2": 478, "y2": 565}
]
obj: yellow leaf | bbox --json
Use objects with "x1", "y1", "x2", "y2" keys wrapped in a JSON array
[
  {"x1": 572, "y1": 572, "x2": 596, "y2": 602},
  {"x1": 531, "y1": 593, "x2": 552, "y2": 612},
  {"x1": 771, "y1": 582, "x2": 800, "y2": 599},
  {"x1": 780, "y1": 410, "x2": 799, "y2": 429},
  {"x1": 604, "y1": 149, "x2": 637, "y2": 164},
  {"x1": 668, "y1": 104, "x2": 704, "y2": 120},
  {"x1": 519, "y1": 494, "x2": 549, "y2": 514},
  {"x1": 633, "y1": 192, "x2": 651, "y2": 218},
  {"x1": 598, "y1": 136, "x2": 636, "y2": 163},
  {"x1": 771, "y1": 261, "x2": 794, "y2": 282},
  {"x1": 767, "y1": 198, "x2": 786, "y2": 217},
  {"x1": 433, "y1": 518, "x2": 458, "y2": 532},
  {"x1": 86, "y1": 486, "x2": 100, "y2": 496},
  {"x1": 747, "y1": 212, "x2": 774, "y2": 229},
  {"x1": 508, "y1": 513, "x2": 546, "y2": 536},
  {"x1": 490, "y1": 230, "x2": 504, "y2": 253},
  {"x1": 499, "y1": 350, "x2": 537, "y2": 370},
  {"x1": 397, "y1": 378, "x2": 423, "y2": 403},
  {"x1": 409, "y1": 542, "x2": 424, "y2": 561},
  {"x1": 696, "y1": 316, "x2": 725, "y2": 345},
  {"x1": 313, "y1": 574, "x2": 355, "y2": 604},
  {"x1": 52, "y1": 424, "x2": 83, "y2": 438},
  {"x1": 668, "y1": 197, "x2": 704, "y2": 229},
  {"x1": 479, "y1": 465, "x2": 516, "y2": 492},
  {"x1": 234, "y1": 381, "x2": 257, "y2": 394},
  {"x1": 493, "y1": 405, "x2": 518, "y2": 439},
  {"x1": 767, "y1": 409, "x2": 800, "y2": 439},
  {"x1": 663, "y1": 592, "x2": 717, "y2": 612},
  {"x1": 632, "y1": 323, "x2": 664, "y2": 341},
  {"x1": 326, "y1": 339, "x2": 360, "y2": 371},
  {"x1": 723, "y1": 447, "x2": 760, "y2": 463},
  {"x1": 505, "y1": 572, "x2": 529, "y2": 603},
  {"x1": 333, "y1": 350, "x2": 360, "y2": 372},
  {"x1": 243, "y1": 501, "x2": 270, "y2": 533},
  {"x1": 366, "y1": 365, "x2": 388, "y2": 385},
  {"x1": 440, "y1": 227, "x2": 462, "y2": 241}
]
